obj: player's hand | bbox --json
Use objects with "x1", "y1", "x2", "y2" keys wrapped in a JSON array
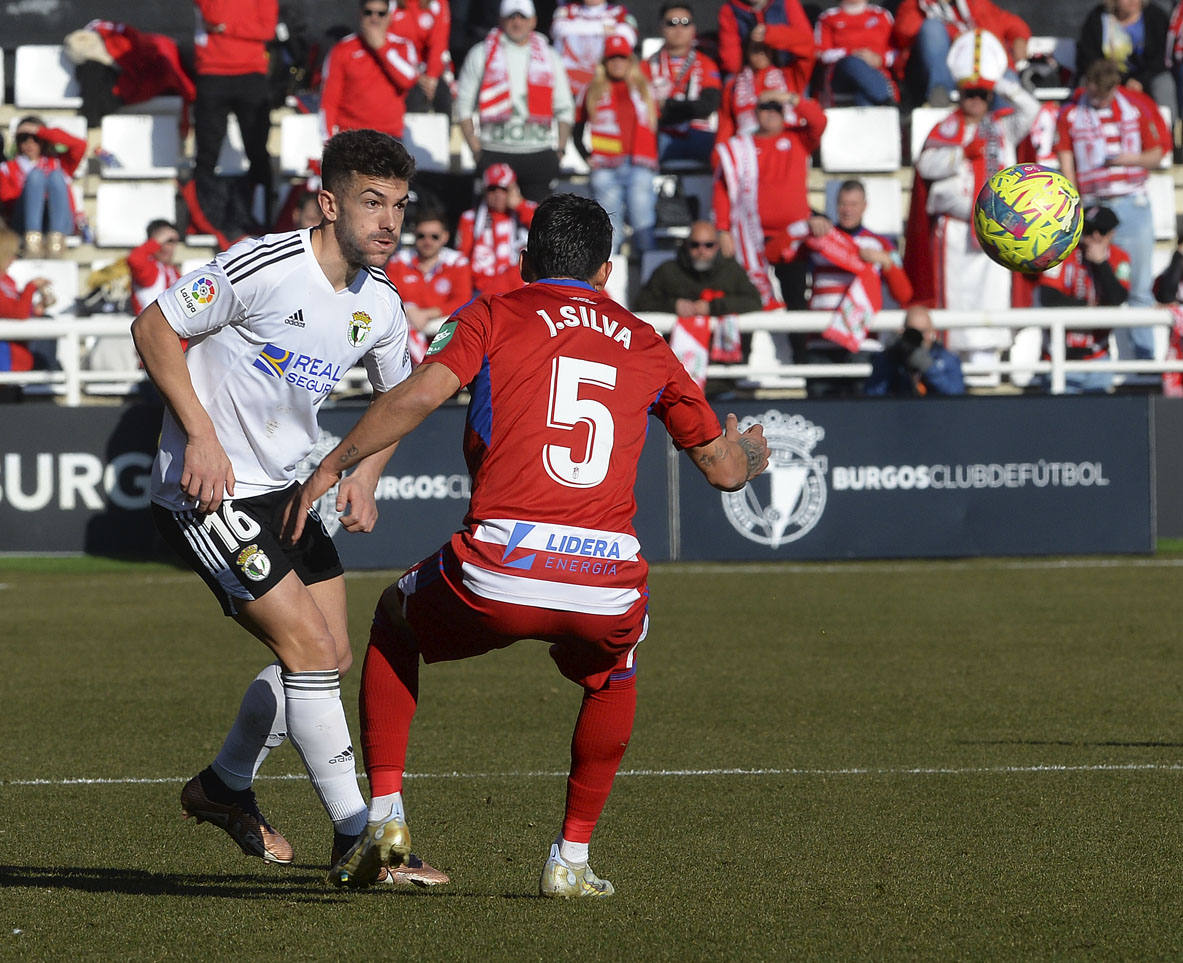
[
  {"x1": 335, "y1": 474, "x2": 379, "y2": 533},
  {"x1": 180, "y1": 436, "x2": 235, "y2": 514},
  {"x1": 281, "y1": 465, "x2": 342, "y2": 544},
  {"x1": 725, "y1": 412, "x2": 770, "y2": 483}
]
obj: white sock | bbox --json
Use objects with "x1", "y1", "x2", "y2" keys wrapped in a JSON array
[
  {"x1": 558, "y1": 837, "x2": 589, "y2": 867},
  {"x1": 282, "y1": 669, "x2": 368, "y2": 837},
  {"x1": 368, "y1": 791, "x2": 406, "y2": 823},
  {"x1": 211, "y1": 662, "x2": 287, "y2": 791}
]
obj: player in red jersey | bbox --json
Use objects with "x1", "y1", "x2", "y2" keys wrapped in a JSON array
[{"x1": 286, "y1": 193, "x2": 770, "y2": 897}]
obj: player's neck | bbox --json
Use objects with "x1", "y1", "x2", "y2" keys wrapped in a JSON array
[{"x1": 309, "y1": 223, "x2": 358, "y2": 291}]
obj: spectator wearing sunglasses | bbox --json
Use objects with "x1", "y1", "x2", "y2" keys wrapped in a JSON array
[
  {"x1": 385, "y1": 210, "x2": 473, "y2": 363},
  {"x1": 903, "y1": 29, "x2": 1039, "y2": 384},
  {"x1": 717, "y1": 0, "x2": 815, "y2": 92},
  {"x1": 635, "y1": 221, "x2": 762, "y2": 317},
  {"x1": 0, "y1": 116, "x2": 88, "y2": 259},
  {"x1": 320, "y1": 0, "x2": 420, "y2": 140},
  {"x1": 644, "y1": 3, "x2": 722, "y2": 168}
]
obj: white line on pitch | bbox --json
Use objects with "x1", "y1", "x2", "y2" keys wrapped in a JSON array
[
  {"x1": 6, "y1": 762, "x2": 1183, "y2": 787},
  {"x1": 664, "y1": 558, "x2": 1183, "y2": 575}
]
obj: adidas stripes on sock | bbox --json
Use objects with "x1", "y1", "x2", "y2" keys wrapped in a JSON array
[
  {"x1": 282, "y1": 669, "x2": 368, "y2": 837},
  {"x1": 212, "y1": 662, "x2": 286, "y2": 792}
]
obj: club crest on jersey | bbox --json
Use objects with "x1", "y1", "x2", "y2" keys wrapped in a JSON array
[
  {"x1": 426, "y1": 319, "x2": 457, "y2": 355},
  {"x1": 175, "y1": 275, "x2": 218, "y2": 316},
  {"x1": 347, "y1": 311, "x2": 373, "y2": 346},
  {"x1": 721, "y1": 410, "x2": 828, "y2": 548},
  {"x1": 237, "y1": 544, "x2": 272, "y2": 581}
]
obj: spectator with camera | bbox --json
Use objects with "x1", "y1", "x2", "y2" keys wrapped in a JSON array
[
  {"x1": 1037, "y1": 204, "x2": 1129, "y2": 394},
  {"x1": 865, "y1": 304, "x2": 965, "y2": 397}
]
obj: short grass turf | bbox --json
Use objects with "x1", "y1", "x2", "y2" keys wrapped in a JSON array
[{"x1": 1, "y1": 557, "x2": 1181, "y2": 960}]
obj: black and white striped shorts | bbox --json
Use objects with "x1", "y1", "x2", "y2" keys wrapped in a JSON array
[{"x1": 151, "y1": 483, "x2": 344, "y2": 616}]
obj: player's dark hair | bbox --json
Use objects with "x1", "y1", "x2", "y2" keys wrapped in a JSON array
[
  {"x1": 320, "y1": 129, "x2": 416, "y2": 197},
  {"x1": 146, "y1": 218, "x2": 178, "y2": 237},
  {"x1": 525, "y1": 194, "x2": 612, "y2": 282}
]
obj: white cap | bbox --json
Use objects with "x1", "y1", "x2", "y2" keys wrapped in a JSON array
[
  {"x1": 947, "y1": 28, "x2": 1008, "y2": 90},
  {"x1": 500, "y1": 0, "x2": 536, "y2": 17}
]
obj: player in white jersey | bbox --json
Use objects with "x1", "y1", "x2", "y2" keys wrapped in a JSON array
[{"x1": 131, "y1": 129, "x2": 444, "y2": 884}]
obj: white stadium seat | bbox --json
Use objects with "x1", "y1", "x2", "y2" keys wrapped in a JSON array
[
  {"x1": 279, "y1": 113, "x2": 324, "y2": 177},
  {"x1": 909, "y1": 106, "x2": 950, "y2": 164},
  {"x1": 14, "y1": 45, "x2": 82, "y2": 109},
  {"x1": 215, "y1": 115, "x2": 250, "y2": 175},
  {"x1": 0, "y1": 49, "x2": 6, "y2": 106},
  {"x1": 823, "y1": 176, "x2": 903, "y2": 239},
  {"x1": 99, "y1": 115, "x2": 181, "y2": 179},
  {"x1": 6, "y1": 259, "x2": 79, "y2": 317},
  {"x1": 820, "y1": 106, "x2": 901, "y2": 173},
  {"x1": 1148, "y1": 172, "x2": 1176, "y2": 241},
  {"x1": 95, "y1": 182, "x2": 177, "y2": 247},
  {"x1": 403, "y1": 113, "x2": 452, "y2": 173}
]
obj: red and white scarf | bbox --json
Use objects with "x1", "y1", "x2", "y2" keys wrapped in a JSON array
[
  {"x1": 714, "y1": 135, "x2": 782, "y2": 308},
  {"x1": 1066, "y1": 88, "x2": 1148, "y2": 199},
  {"x1": 587, "y1": 81, "x2": 658, "y2": 168},
  {"x1": 478, "y1": 29, "x2": 554, "y2": 125},
  {"x1": 917, "y1": 0, "x2": 973, "y2": 31}
]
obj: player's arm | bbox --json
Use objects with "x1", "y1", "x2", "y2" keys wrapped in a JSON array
[
  {"x1": 332, "y1": 390, "x2": 400, "y2": 534},
  {"x1": 686, "y1": 412, "x2": 770, "y2": 492},
  {"x1": 131, "y1": 301, "x2": 235, "y2": 511},
  {"x1": 284, "y1": 361, "x2": 461, "y2": 541}
]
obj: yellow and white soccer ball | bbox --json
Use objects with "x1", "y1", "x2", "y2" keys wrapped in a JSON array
[{"x1": 972, "y1": 164, "x2": 1083, "y2": 273}]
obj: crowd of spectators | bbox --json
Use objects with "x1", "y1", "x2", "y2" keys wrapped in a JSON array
[{"x1": 3, "y1": 0, "x2": 1183, "y2": 397}]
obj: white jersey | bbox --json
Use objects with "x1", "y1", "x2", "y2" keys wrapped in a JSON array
[{"x1": 151, "y1": 229, "x2": 411, "y2": 510}]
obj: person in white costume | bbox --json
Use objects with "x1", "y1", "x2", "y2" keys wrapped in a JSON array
[{"x1": 904, "y1": 29, "x2": 1039, "y2": 384}]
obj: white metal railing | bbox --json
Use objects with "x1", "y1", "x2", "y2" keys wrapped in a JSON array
[{"x1": 1, "y1": 306, "x2": 1179, "y2": 405}]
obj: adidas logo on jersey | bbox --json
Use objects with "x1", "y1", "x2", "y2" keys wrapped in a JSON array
[{"x1": 284, "y1": 309, "x2": 306, "y2": 328}]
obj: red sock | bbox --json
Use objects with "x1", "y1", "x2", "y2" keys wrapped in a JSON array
[
  {"x1": 359, "y1": 602, "x2": 420, "y2": 798},
  {"x1": 561, "y1": 671, "x2": 637, "y2": 843}
]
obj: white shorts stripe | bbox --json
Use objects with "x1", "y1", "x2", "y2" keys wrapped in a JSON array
[{"x1": 461, "y1": 561, "x2": 640, "y2": 615}]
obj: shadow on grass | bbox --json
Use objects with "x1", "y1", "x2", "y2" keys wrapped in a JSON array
[{"x1": 0, "y1": 864, "x2": 359, "y2": 903}]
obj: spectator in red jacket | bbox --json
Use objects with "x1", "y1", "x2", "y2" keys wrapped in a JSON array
[
  {"x1": 717, "y1": 38, "x2": 800, "y2": 143},
  {"x1": 815, "y1": 0, "x2": 899, "y2": 107},
  {"x1": 193, "y1": 0, "x2": 278, "y2": 240},
  {"x1": 456, "y1": 163, "x2": 537, "y2": 296},
  {"x1": 385, "y1": 209, "x2": 473, "y2": 362},
  {"x1": 0, "y1": 116, "x2": 87, "y2": 258},
  {"x1": 128, "y1": 220, "x2": 184, "y2": 316},
  {"x1": 322, "y1": 0, "x2": 421, "y2": 139},
  {"x1": 389, "y1": 0, "x2": 453, "y2": 113},
  {"x1": 718, "y1": 0, "x2": 815, "y2": 92},
  {"x1": 891, "y1": 0, "x2": 1030, "y2": 107},
  {"x1": 0, "y1": 227, "x2": 54, "y2": 380}
]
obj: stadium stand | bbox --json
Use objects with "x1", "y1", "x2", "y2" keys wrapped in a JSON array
[
  {"x1": 14, "y1": 45, "x2": 82, "y2": 109},
  {"x1": 819, "y1": 106, "x2": 902, "y2": 173},
  {"x1": 98, "y1": 115, "x2": 181, "y2": 179},
  {"x1": 95, "y1": 183, "x2": 178, "y2": 247}
]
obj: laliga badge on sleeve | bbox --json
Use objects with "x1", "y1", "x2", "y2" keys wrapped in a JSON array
[{"x1": 175, "y1": 276, "x2": 219, "y2": 317}]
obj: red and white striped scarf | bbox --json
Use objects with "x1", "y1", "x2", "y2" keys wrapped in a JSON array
[
  {"x1": 714, "y1": 135, "x2": 782, "y2": 308},
  {"x1": 917, "y1": 0, "x2": 973, "y2": 30},
  {"x1": 1066, "y1": 88, "x2": 1148, "y2": 199},
  {"x1": 478, "y1": 29, "x2": 554, "y2": 126}
]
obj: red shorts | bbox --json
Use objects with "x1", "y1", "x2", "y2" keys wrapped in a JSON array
[{"x1": 396, "y1": 544, "x2": 648, "y2": 690}]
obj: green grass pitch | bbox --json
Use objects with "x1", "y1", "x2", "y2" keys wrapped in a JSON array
[{"x1": 1, "y1": 555, "x2": 1181, "y2": 959}]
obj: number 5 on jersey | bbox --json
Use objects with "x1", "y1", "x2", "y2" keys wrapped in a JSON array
[{"x1": 544, "y1": 356, "x2": 617, "y2": 489}]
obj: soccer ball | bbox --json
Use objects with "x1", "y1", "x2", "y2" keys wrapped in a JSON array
[{"x1": 972, "y1": 164, "x2": 1083, "y2": 273}]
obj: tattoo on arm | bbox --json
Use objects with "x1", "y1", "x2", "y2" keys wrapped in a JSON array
[
  {"x1": 738, "y1": 436, "x2": 763, "y2": 481},
  {"x1": 338, "y1": 445, "x2": 359, "y2": 465}
]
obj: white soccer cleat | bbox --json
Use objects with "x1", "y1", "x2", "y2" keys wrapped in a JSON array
[
  {"x1": 327, "y1": 814, "x2": 411, "y2": 889},
  {"x1": 538, "y1": 843, "x2": 615, "y2": 898}
]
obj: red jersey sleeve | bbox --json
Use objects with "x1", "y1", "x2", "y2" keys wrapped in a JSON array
[
  {"x1": 41, "y1": 126, "x2": 88, "y2": 177},
  {"x1": 424, "y1": 294, "x2": 493, "y2": 387},
  {"x1": 652, "y1": 352, "x2": 723, "y2": 451}
]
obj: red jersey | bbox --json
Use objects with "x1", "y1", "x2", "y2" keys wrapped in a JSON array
[
  {"x1": 128, "y1": 239, "x2": 183, "y2": 315},
  {"x1": 717, "y1": 65, "x2": 796, "y2": 142},
  {"x1": 320, "y1": 32, "x2": 419, "y2": 138},
  {"x1": 424, "y1": 278, "x2": 721, "y2": 612},
  {"x1": 385, "y1": 247, "x2": 473, "y2": 317},
  {"x1": 816, "y1": 4, "x2": 896, "y2": 67},
  {"x1": 193, "y1": 0, "x2": 277, "y2": 76},
  {"x1": 457, "y1": 202, "x2": 537, "y2": 297},
  {"x1": 388, "y1": 0, "x2": 450, "y2": 80},
  {"x1": 712, "y1": 99, "x2": 827, "y2": 235},
  {"x1": 718, "y1": 0, "x2": 815, "y2": 86},
  {"x1": 890, "y1": 0, "x2": 1029, "y2": 75},
  {"x1": 1040, "y1": 245, "x2": 1131, "y2": 357}
]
